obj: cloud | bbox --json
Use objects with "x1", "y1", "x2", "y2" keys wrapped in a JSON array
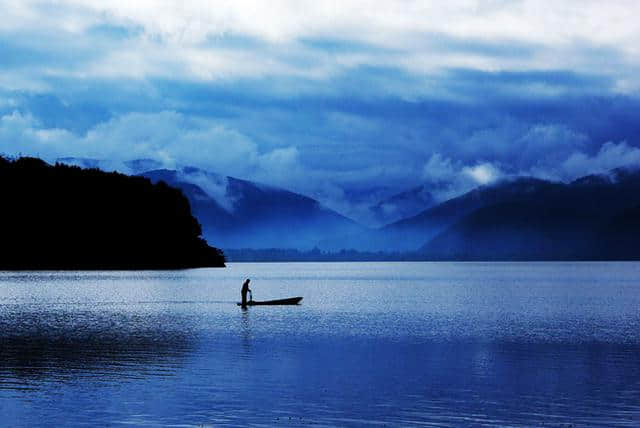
[
  {"x1": 420, "y1": 140, "x2": 640, "y2": 203},
  {"x1": 179, "y1": 168, "x2": 237, "y2": 212},
  {"x1": 559, "y1": 141, "x2": 640, "y2": 180},
  {"x1": 422, "y1": 153, "x2": 456, "y2": 185},
  {"x1": 0, "y1": 111, "x2": 77, "y2": 157},
  {"x1": 516, "y1": 124, "x2": 590, "y2": 160},
  {"x1": 463, "y1": 162, "x2": 502, "y2": 185},
  {"x1": 1, "y1": 1, "x2": 640, "y2": 93},
  {"x1": 66, "y1": 1, "x2": 640, "y2": 56},
  {"x1": 422, "y1": 153, "x2": 505, "y2": 201},
  {"x1": 0, "y1": 110, "x2": 303, "y2": 187}
]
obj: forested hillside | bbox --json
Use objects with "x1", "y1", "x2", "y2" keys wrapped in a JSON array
[{"x1": 0, "y1": 157, "x2": 225, "y2": 269}]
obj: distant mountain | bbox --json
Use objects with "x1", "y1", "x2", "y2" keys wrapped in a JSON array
[
  {"x1": 321, "y1": 177, "x2": 556, "y2": 252},
  {"x1": 1, "y1": 157, "x2": 224, "y2": 269},
  {"x1": 125, "y1": 158, "x2": 164, "y2": 172},
  {"x1": 323, "y1": 169, "x2": 640, "y2": 259},
  {"x1": 368, "y1": 185, "x2": 436, "y2": 226},
  {"x1": 56, "y1": 157, "x2": 367, "y2": 250},
  {"x1": 384, "y1": 177, "x2": 557, "y2": 249},
  {"x1": 55, "y1": 155, "x2": 640, "y2": 259},
  {"x1": 140, "y1": 167, "x2": 366, "y2": 250},
  {"x1": 419, "y1": 167, "x2": 640, "y2": 260}
]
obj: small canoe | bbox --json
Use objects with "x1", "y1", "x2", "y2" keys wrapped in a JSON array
[{"x1": 237, "y1": 297, "x2": 303, "y2": 306}]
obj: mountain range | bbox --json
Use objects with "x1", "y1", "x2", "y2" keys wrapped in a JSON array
[
  {"x1": 57, "y1": 158, "x2": 365, "y2": 250},
  {"x1": 419, "y1": 168, "x2": 640, "y2": 260},
  {"x1": 322, "y1": 168, "x2": 640, "y2": 259},
  {"x1": 319, "y1": 177, "x2": 556, "y2": 251},
  {"x1": 56, "y1": 157, "x2": 640, "y2": 259},
  {"x1": 140, "y1": 167, "x2": 364, "y2": 250}
]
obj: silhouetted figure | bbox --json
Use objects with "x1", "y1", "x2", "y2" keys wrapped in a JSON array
[{"x1": 241, "y1": 278, "x2": 252, "y2": 307}]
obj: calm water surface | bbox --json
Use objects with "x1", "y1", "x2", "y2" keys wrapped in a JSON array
[{"x1": 1, "y1": 262, "x2": 640, "y2": 426}]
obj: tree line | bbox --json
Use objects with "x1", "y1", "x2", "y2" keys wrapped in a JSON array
[{"x1": 0, "y1": 156, "x2": 225, "y2": 269}]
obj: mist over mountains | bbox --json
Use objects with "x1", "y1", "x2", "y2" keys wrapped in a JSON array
[
  {"x1": 419, "y1": 168, "x2": 640, "y2": 260},
  {"x1": 368, "y1": 185, "x2": 436, "y2": 226},
  {"x1": 140, "y1": 168, "x2": 364, "y2": 250},
  {"x1": 56, "y1": 157, "x2": 640, "y2": 260},
  {"x1": 319, "y1": 177, "x2": 556, "y2": 252},
  {"x1": 57, "y1": 157, "x2": 366, "y2": 250},
  {"x1": 322, "y1": 168, "x2": 640, "y2": 260}
]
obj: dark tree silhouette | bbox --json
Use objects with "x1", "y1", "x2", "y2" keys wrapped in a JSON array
[{"x1": 0, "y1": 156, "x2": 225, "y2": 269}]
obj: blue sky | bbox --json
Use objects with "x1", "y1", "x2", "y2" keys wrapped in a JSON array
[{"x1": 1, "y1": 1, "x2": 640, "y2": 222}]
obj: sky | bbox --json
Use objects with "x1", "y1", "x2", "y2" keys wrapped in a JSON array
[{"x1": 1, "y1": 1, "x2": 640, "y2": 223}]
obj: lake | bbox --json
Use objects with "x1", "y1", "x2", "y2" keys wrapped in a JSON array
[{"x1": 1, "y1": 262, "x2": 640, "y2": 426}]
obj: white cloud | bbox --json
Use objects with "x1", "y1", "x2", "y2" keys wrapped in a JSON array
[
  {"x1": 2, "y1": 1, "x2": 640, "y2": 91},
  {"x1": 560, "y1": 141, "x2": 640, "y2": 180},
  {"x1": 62, "y1": 0, "x2": 640, "y2": 49},
  {"x1": 0, "y1": 111, "x2": 77, "y2": 157},
  {"x1": 463, "y1": 162, "x2": 502, "y2": 184},
  {"x1": 422, "y1": 153, "x2": 504, "y2": 200},
  {"x1": 0, "y1": 110, "x2": 304, "y2": 188},
  {"x1": 180, "y1": 169, "x2": 237, "y2": 212}
]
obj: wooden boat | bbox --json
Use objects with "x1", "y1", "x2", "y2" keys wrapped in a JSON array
[{"x1": 237, "y1": 297, "x2": 303, "y2": 306}]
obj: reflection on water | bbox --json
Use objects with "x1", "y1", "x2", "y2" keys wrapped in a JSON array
[
  {"x1": 1, "y1": 263, "x2": 640, "y2": 426},
  {"x1": 0, "y1": 309, "x2": 193, "y2": 388}
]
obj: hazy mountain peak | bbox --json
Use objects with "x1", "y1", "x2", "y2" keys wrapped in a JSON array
[
  {"x1": 124, "y1": 158, "x2": 164, "y2": 172},
  {"x1": 369, "y1": 184, "x2": 436, "y2": 226},
  {"x1": 137, "y1": 165, "x2": 365, "y2": 250},
  {"x1": 570, "y1": 166, "x2": 640, "y2": 187}
]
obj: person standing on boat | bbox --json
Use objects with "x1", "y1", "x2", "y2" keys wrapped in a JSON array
[{"x1": 241, "y1": 278, "x2": 251, "y2": 307}]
